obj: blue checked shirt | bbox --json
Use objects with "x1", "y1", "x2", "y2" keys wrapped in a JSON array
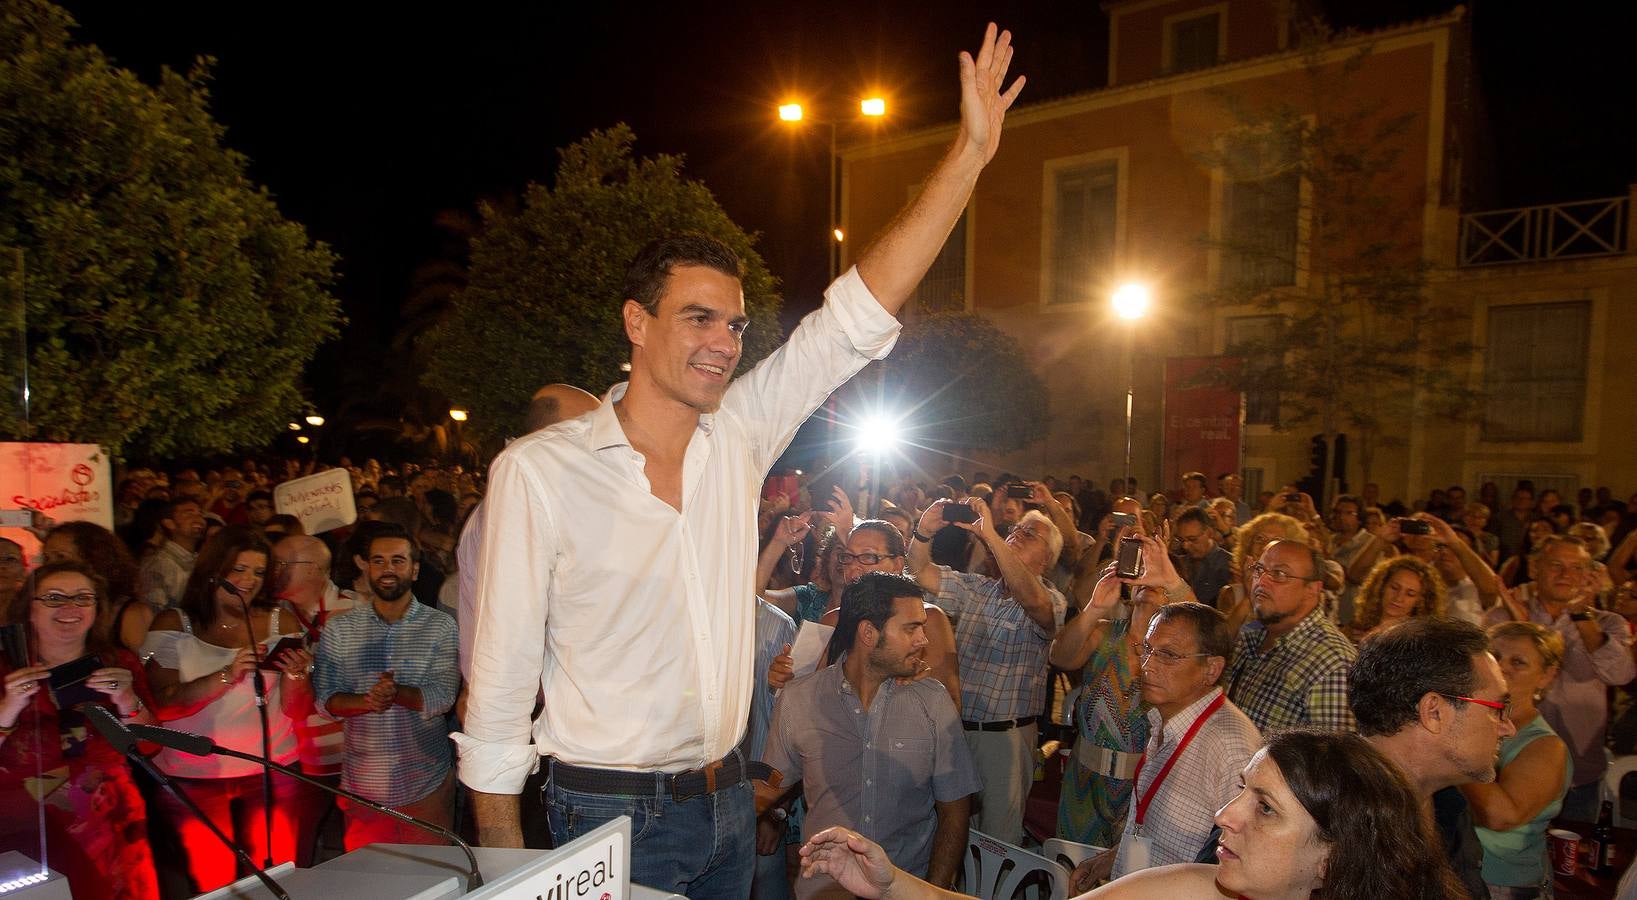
[
  {"x1": 931, "y1": 567, "x2": 1067, "y2": 722},
  {"x1": 314, "y1": 598, "x2": 461, "y2": 807},
  {"x1": 748, "y1": 598, "x2": 798, "y2": 761}
]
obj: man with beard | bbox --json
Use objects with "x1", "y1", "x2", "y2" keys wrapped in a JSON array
[
  {"x1": 760, "y1": 573, "x2": 979, "y2": 897},
  {"x1": 314, "y1": 526, "x2": 460, "y2": 849},
  {"x1": 137, "y1": 497, "x2": 207, "y2": 609},
  {"x1": 1350, "y1": 618, "x2": 1517, "y2": 899},
  {"x1": 1223, "y1": 539, "x2": 1358, "y2": 732}
]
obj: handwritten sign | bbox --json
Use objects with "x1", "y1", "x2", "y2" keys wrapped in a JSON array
[
  {"x1": 0, "y1": 443, "x2": 113, "y2": 561},
  {"x1": 273, "y1": 469, "x2": 356, "y2": 535}
]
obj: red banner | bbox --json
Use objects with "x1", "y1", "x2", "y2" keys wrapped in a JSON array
[{"x1": 1161, "y1": 357, "x2": 1243, "y2": 491}]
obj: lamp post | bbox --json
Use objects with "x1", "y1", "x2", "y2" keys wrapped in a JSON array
[
  {"x1": 448, "y1": 408, "x2": 468, "y2": 468},
  {"x1": 777, "y1": 96, "x2": 886, "y2": 283},
  {"x1": 1112, "y1": 283, "x2": 1151, "y2": 492}
]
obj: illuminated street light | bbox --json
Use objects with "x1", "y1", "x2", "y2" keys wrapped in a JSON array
[
  {"x1": 448, "y1": 408, "x2": 469, "y2": 422},
  {"x1": 296, "y1": 435, "x2": 310, "y2": 445},
  {"x1": 304, "y1": 414, "x2": 325, "y2": 426},
  {"x1": 777, "y1": 97, "x2": 888, "y2": 283},
  {"x1": 860, "y1": 97, "x2": 886, "y2": 117},
  {"x1": 1112, "y1": 283, "x2": 1151, "y2": 320},
  {"x1": 778, "y1": 102, "x2": 803, "y2": 122},
  {"x1": 287, "y1": 422, "x2": 301, "y2": 431},
  {"x1": 833, "y1": 228, "x2": 845, "y2": 243}
]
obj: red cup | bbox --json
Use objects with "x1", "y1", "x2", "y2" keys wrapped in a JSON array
[{"x1": 1548, "y1": 829, "x2": 1581, "y2": 876}]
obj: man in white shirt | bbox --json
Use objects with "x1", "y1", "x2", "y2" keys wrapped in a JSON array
[{"x1": 454, "y1": 25, "x2": 1025, "y2": 895}]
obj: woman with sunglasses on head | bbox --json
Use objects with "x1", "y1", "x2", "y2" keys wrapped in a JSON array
[
  {"x1": 800, "y1": 730, "x2": 1468, "y2": 900},
  {"x1": 1460, "y1": 622, "x2": 1570, "y2": 899},
  {"x1": 142, "y1": 525, "x2": 313, "y2": 892},
  {"x1": 0, "y1": 561, "x2": 160, "y2": 899}
]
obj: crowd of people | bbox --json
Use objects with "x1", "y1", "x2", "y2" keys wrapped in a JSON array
[{"x1": 7, "y1": 22, "x2": 1637, "y2": 900}]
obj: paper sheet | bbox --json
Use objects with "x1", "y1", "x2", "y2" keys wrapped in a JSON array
[{"x1": 788, "y1": 622, "x2": 834, "y2": 680}]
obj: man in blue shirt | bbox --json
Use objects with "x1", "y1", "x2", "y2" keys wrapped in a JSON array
[{"x1": 315, "y1": 526, "x2": 460, "y2": 849}]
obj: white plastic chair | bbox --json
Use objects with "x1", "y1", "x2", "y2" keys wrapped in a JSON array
[
  {"x1": 1039, "y1": 838, "x2": 1104, "y2": 875},
  {"x1": 960, "y1": 830, "x2": 1074, "y2": 900},
  {"x1": 1604, "y1": 753, "x2": 1637, "y2": 828}
]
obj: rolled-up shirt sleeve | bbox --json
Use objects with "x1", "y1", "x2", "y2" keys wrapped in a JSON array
[
  {"x1": 726, "y1": 267, "x2": 901, "y2": 473},
  {"x1": 451, "y1": 447, "x2": 559, "y2": 793}
]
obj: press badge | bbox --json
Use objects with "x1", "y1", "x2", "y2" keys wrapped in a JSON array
[{"x1": 1125, "y1": 832, "x2": 1154, "y2": 870}]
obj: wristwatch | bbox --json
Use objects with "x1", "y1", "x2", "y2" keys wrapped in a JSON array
[{"x1": 912, "y1": 529, "x2": 933, "y2": 543}]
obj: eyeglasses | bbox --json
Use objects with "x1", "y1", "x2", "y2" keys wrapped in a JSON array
[
  {"x1": 838, "y1": 552, "x2": 903, "y2": 566},
  {"x1": 33, "y1": 591, "x2": 98, "y2": 608},
  {"x1": 1139, "y1": 642, "x2": 1212, "y2": 666},
  {"x1": 1248, "y1": 562, "x2": 1321, "y2": 585},
  {"x1": 1440, "y1": 693, "x2": 1511, "y2": 722}
]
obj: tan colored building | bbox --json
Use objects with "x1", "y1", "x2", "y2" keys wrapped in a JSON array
[{"x1": 838, "y1": 0, "x2": 1637, "y2": 504}]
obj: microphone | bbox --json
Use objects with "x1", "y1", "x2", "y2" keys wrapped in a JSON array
[
  {"x1": 81, "y1": 706, "x2": 293, "y2": 900},
  {"x1": 132, "y1": 722, "x2": 484, "y2": 890},
  {"x1": 219, "y1": 574, "x2": 276, "y2": 868}
]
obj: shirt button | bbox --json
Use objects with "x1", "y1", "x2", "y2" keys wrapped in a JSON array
[
  {"x1": 854, "y1": 708, "x2": 862, "y2": 714},
  {"x1": 866, "y1": 779, "x2": 873, "y2": 786},
  {"x1": 865, "y1": 816, "x2": 872, "y2": 823},
  {"x1": 895, "y1": 741, "x2": 904, "y2": 748}
]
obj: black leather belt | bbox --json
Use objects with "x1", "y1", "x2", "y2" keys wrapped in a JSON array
[
  {"x1": 549, "y1": 750, "x2": 779, "y2": 803},
  {"x1": 962, "y1": 715, "x2": 1039, "y2": 732}
]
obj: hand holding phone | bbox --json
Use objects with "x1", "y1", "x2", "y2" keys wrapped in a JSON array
[{"x1": 258, "y1": 636, "x2": 307, "y2": 671}]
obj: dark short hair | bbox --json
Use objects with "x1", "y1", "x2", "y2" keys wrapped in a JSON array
[
  {"x1": 525, "y1": 395, "x2": 562, "y2": 433},
  {"x1": 1175, "y1": 507, "x2": 1212, "y2": 530},
  {"x1": 366, "y1": 524, "x2": 422, "y2": 564},
  {"x1": 1349, "y1": 617, "x2": 1489, "y2": 737},
  {"x1": 941, "y1": 474, "x2": 968, "y2": 493},
  {"x1": 246, "y1": 490, "x2": 273, "y2": 505},
  {"x1": 1149, "y1": 602, "x2": 1232, "y2": 683},
  {"x1": 164, "y1": 497, "x2": 202, "y2": 521},
  {"x1": 47, "y1": 520, "x2": 139, "y2": 603},
  {"x1": 622, "y1": 234, "x2": 743, "y2": 315},
  {"x1": 1265, "y1": 730, "x2": 1466, "y2": 899},
  {"x1": 827, "y1": 572, "x2": 923, "y2": 664},
  {"x1": 1332, "y1": 494, "x2": 1362, "y2": 511},
  {"x1": 1182, "y1": 471, "x2": 1207, "y2": 488},
  {"x1": 847, "y1": 519, "x2": 907, "y2": 558}
]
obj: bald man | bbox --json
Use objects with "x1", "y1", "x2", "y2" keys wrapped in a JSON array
[
  {"x1": 271, "y1": 532, "x2": 348, "y2": 866},
  {"x1": 456, "y1": 383, "x2": 600, "y2": 676}
]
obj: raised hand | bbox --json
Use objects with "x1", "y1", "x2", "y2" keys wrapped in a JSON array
[
  {"x1": 800, "y1": 827, "x2": 899, "y2": 898},
  {"x1": 956, "y1": 23, "x2": 1026, "y2": 166}
]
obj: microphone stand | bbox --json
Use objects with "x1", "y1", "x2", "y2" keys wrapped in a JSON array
[
  {"x1": 222, "y1": 579, "x2": 277, "y2": 870},
  {"x1": 82, "y1": 706, "x2": 293, "y2": 900},
  {"x1": 130, "y1": 722, "x2": 485, "y2": 892}
]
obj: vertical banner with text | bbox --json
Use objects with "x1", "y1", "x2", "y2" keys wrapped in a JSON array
[{"x1": 1161, "y1": 357, "x2": 1244, "y2": 493}]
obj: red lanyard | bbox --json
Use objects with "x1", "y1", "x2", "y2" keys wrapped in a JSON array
[{"x1": 1133, "y1": 692, "x2": 1226, "y2": 826}]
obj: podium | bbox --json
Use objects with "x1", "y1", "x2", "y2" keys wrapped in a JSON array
[{"x1": 191, "y1": 818, "x2": 686, "y2": 899}]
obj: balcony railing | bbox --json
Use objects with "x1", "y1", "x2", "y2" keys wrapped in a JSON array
[{"x1": 1458, "y1": 196, "x2": 1628, "y2": 267}]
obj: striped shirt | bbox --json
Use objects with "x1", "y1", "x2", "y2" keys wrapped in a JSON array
[
  {"x1": 314, "y1": 597, "x2": 460, "y2": 807},
  {"x1": 1110, "y1": 689, "x2": 1261, "y2": 877},
  {"x1": 748, "y1": 598, "x2": 798, "y2": 760},
  {"x1": 931, "y1": 567, "x2": 1067, "y2": 722},
  {"x1": 1226, "y1": 608, "x2": 1357, "y2": 733}
]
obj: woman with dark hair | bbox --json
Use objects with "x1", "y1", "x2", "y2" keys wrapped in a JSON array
[
  {"x1": 42, "y1": 520, "x2": 150, "y2": 652},
  {"x1": 1344, "y1": 555, "x2": 1447, "y2": 643},
  {"x1": 0, "y1": 561, "x2": 160, "y2": 899},
  {"x1": 141, "y1": 525, "x2": 313, "y2": 891},
  {"x1": 798, "y1": 730, "x2": 1468, "y2": 900}
]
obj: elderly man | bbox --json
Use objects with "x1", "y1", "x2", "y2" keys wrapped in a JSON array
[
  {"x1": 1224, "y1": 539, "x2": 1357, "y2": 732},
  {"x1": 1070, "y1": 600, "x2": 1260, "y2": 891},
  {"x1": 1351, "y1": 618, "x2": 1518, "y2": 899},
  {"x1": 1485, "y1": 535, "x2": 1635, "y2": 819},
  {"x1": 456, "y1": 25, "x2": 1025, "y2": 896},
  {"x1": 761, "y1": 573, "x2": 979, "y2": 896},
  {"x1": 908, "y1": 499, "x2": 1066, "y2": 844}
]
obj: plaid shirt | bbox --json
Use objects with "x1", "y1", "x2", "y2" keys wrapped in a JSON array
[
  {"x1": 1226, "y1": 608, "x2": 1357, "y2": 733},
  {"x1": 931, "y1": 567, "x2": 1066, "y2": 722}
]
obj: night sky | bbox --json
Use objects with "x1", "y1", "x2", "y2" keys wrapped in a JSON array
[{"x1": 54, "y1": 1, "x2": 1636, "y2": 420}]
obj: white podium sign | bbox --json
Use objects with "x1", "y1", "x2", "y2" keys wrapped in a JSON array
[{"x1": 467, "y1": 817, "x2": 631, "y2": 900}]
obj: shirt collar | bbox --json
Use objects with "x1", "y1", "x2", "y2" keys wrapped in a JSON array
[
  {"x1": 1148, "y1": 687, "x2": 1225, "y2": 743},
  {"x1": 587, "y1": 382, "x2": 715, "y2": 452},
  {"x1": 369, "y1": 596, "x2": 423, "y2": 624}
]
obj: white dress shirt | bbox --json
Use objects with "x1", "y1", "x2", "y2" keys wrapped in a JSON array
[{"x1": 453, "y1": 267, "x2": 900, "y2": 793}]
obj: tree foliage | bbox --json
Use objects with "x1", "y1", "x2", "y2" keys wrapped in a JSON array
[
  {"x1": 419, "y1": 125, "x2": 783, "y2": 442},
  {"x1": 844, "y1": 312, "x2": 1048, "y2": 456},
  {"x1": 0, "y1": 0, "x2": 342, "y2": 457},
  {"x1": 1195, "y1": 22, "x2": 1480, "y2": 496}
]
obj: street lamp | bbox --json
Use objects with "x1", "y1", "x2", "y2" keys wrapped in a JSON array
[
  {"x1": 448, "y1": 408, "x2": 468, "y2": 422},
  {"x1": 777, "y1": 95, "x2": 888, "y2": 283},
  {"x1": 304, "y1": 414, "x2": 325, "y2": 427},
  {"x1": 287, "y1": 422, "x2": 301, "y2": 431},
  {"x1": 1112, "y1": 282, "x2": 1151, "y2": 492}
]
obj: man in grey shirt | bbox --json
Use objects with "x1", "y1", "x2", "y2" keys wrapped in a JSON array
[{"x1": 761, "y1": 573, "x2": 979, "y2": 897}]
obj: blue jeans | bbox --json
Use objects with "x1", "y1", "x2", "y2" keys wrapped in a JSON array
[{"x1": 545, "y1": 758, "x2": 755, "y2": 898}]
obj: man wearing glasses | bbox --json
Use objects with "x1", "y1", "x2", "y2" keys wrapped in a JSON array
[
  {"x1": 1223, "y1": 539, "x2": 1358, "y2": 732},
  {"x1": 1069, "y1": 601, "x2": 1260, "y2": 892},
  {"x1": 1350, "y1": 617, "x2": 1518, "y2": 899},
  {"x1": 1484, "y1": 534, "x2": 1634, "y2": 821}
]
